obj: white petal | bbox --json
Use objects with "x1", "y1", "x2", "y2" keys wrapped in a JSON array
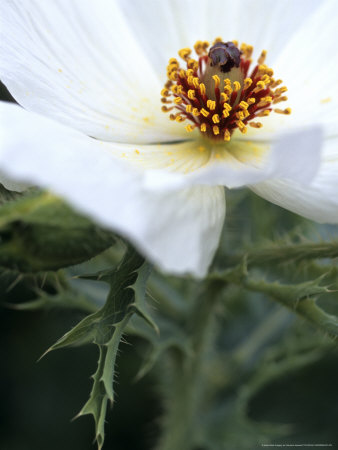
[
  {"x1": 0, "y1": 0, "x2": 185, "y2": 143},
  {"x1": 271, "y1": 0, "x2": 338, "y2": 132},
  {"x1": 133, "y1": 126, "x2": 323, "y2": 191},
  {"x1": 0, "y1": 102, "x2": 225, "y2": 276},
  {"x1": 118, "y1": 0, "x2": 321, "y2": 78},
  {"x1": 250, "y1": 136, "x2": 338, "y2": 224}
]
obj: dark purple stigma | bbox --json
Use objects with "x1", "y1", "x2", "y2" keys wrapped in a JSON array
[{"x1": 208, "y1": 41, "x2": 241, "y2": 73}]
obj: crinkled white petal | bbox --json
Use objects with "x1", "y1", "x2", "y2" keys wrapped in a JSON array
[
  {"x1": 0, "y1": 102, "x2": 225, "y2": 276},
  {"x1": 0, "y1": 0, "x2": 186, "y2": 143},
  {"x1": 118, "y1": 0, "x2": 322, "y2": 78},
  {"x1": 250, "y1": 136, "x2": 338, "y2": 224}
]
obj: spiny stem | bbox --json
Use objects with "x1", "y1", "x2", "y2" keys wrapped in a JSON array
[{"x1": 157, "y1": 281, "x2": 223, "y2": 450}]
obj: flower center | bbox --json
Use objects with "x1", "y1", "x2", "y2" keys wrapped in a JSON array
[{"x1": 161, "y1": 38, "x2": 291, "y2": 141}]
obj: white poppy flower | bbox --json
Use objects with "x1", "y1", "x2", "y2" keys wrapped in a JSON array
[{"x1": 0, "y1": 0, "x2": 337, "y2": 277}]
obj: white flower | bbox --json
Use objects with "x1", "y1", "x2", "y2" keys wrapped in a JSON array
[{"x1": 0, "y1": 0, "x2": 337, "y2": 276}]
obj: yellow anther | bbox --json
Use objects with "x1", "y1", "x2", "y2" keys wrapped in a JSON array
[
  {"x1": 256, "y1": 109, "x2": 271, "y2": 117},
  {"x1": 169, "y1": 58, "x2": 178, "y2": 64},
  {"x1": 243, "y1": 109, "x2": 250, "y2": 118},
  {"x1": 249, "y1": 122, "x2": 263, "y2": 128},
  {"x1": 194, "y1": 40, "x2": 204, "y2": 55},
  {"x1": 161, "y1": 88, "x2": 170, "y2": 97},
  {"x1": 200, "y1": 123, "x2": 207, "y2": 132},
  {"x1": 179, "y1": 69, "x2": 186, "y2": 78},
  {"x1": 161, "y1": 105, "x2": 174, "y2": 113},
  {"x1": 274, "y1": 107, "x2": 292, "y2": 115},
  {"x1": 220, "y1": 92, "x2": 229, "y2": 102},
  {"x1": 224, "y1": 129, "x2": 231, "y2": 141},
  {"x1": 212, "y1": 75, "x2": 220, "y2": 89},
  {"x1": 224, "y1": 85, "x2": 233, "y2": 95},
  {"x1": 247, "y1": 97, "x2": 256, "y2": 105},
  {"x1": 186, "y1": 69, "x2": 194, "y2": 77},
  {"x1": 271, "y1": 79, "x2": 283, "y2": 88},
  {"x1": 193, "y1": 77, "x2": 200, "y2": 88},
  {"x1": 202, "y1": 41, "x2": 209, "y2": 50},
  {"x1": 178, "y1": 47, "x2": 192, "y2": 60},
  {"x1": 187, "y1": 75, "x2": 194, "y2": 85},
  {"x1": 188, "y1": 90, "x2": 196, "y2": 100},
  {"x1": 239, "y1": 101, "x2": 249, "y2": 110},
  {"x1": 161, "y1": 97, "x2": 171, "y2": 104},
  {"x1": 239, "y1": 126, "x2": 247, "y2": 134},
  {"x1": 199, "y1": 83, "x2": 206, "y2": 95},
  {"x1": 232, "y1": 40, "x2": 238, "y2": 47},
  {"x1": 169, "y1": 114, "x2": 176, "y2": 121},
  {"x1": 169, "y1": 71, "x2": 178, "y2": 81},
  {"x1": 240, "y1": 43, "x2": 253, "y2": 58},
  {"x1": 212, "y1": 114, "x2": 220, "y2": 124},
  {"x1": 223, "y1": 109, "x2": 230, "y2": 118},
  {"x1": 273, "y1": 96, "x2": 288, "y2": 104},
  {"x1": 192, "y1": 107, "x2": 200, "y2": 116},
  {"x1": 275, "y1": 86, "x2": 288, "y2": 96},
  {"x1": 223, "y1": 103, "x2": 232, "y2": 112},
  {"x1": 213, "y1": 37, "x2": 223, "y2": 45},
  {"x1": 237, "y1": 120, "x2": 245, "y2": 128},
  {"x1": 224, "y1": 78, "x2": 231, "y2": 86},
  {"x1": 253, "y1": 81, "x2": 265, "y2": 92},
  {"x1": 233, "y1": 81, "x2": 241, "y2": 91},
  {"x1": 186, "y1": 104, "x2": 192, "y2": 113},
  {"x1": 175, "y1": 115, "x2": 185, "y2": 122},
  {"x1": 207, "y1": 100, "x2": 216, "y2": 110},
  {"x1": 244, "y1": 78, "x2": 253, "y2": 89},
  {"x1": 258, "y1": 50, "x2": 267, "y2": 65},
  {"x1": 187, "y1": 59, "x2": 198, "y2": 70},
  {"x1": 213, "y1": 125, "x2": 220, "y2": 135},
  {"x1": 185, "y1": 124, "x2": 195, "y2": 132},
  {"x1": 200, "y1": 108, "x2": 209, "y2": 117},
  {"x1": 174, "y1": 97, "x2": 183, "y2": 104},
  {"x1": 261, "y1": 74, "x2": 271, "y2": 84},
  {"x1": 171, "y1": 85, "x2": 183, "y2": 94},
  {"x1": 236, "y1": 111, "x2": 245, "y2": 120}
]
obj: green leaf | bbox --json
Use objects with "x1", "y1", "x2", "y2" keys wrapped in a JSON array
[
  {"x1": 0, "y1": 190, "x2": 115, "y2": 272},
  {"x1": 42, "y1": 247, "x2": 154, "y2": 449}
]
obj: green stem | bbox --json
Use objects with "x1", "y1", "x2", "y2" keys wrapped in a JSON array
[{"x1": 157, "y1": 281, "x2": 222, "y2": 450}]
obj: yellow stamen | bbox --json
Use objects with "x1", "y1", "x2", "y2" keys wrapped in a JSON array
[
  {"x1": 220, "y1": 92, "x2": 229, "y2": 102},
  {"x1": 223, "y1": 109, "x2": 230, "y2": 118},
  {"x1": 161, "y1": 88, "x2": 170, "y2": 97},
  {"x1": 224, "y1": 129, "x2": 231, "y2": 141},
  {"x1": 193, "y1": 77, "x2": 200, "y2": 88},
  {"x1": 223, "y1": 103, "x2": 232, "y2": 112},
  {"x1": 188, "y1": 90, "x2": 196, "y2": 100},
  {"x1": 161, "y1": 105, "x2": 173, "y2": 112},
  {"x1": 192, "y1": 107, "x2": 200, "y2": 116},
  {"x1": 174, "y1": 97, "x2": 183, "y2": 104},
  {"x1": 273, "y1": 96, "x2": 288, "y2": 104},
  {"x1": 244, "y1": 78, "x2": 253, "y2": 89},
  {"x1": 258, "y1": 50, "x2": 267, "y2": 65},
  {"x1": 256, "y1": 109, "x2": 271, "y2": 117},
  {"x1": 200, "y1": 108, "x2": 209, "y2": 117},
  {"x1": 212, "y1": 114, "x2": 220, "y2": 124},
  {"x1": 212, "y1": 75, "x2": 220, "y2": 89},
  {"x1": 233, "y1": 81, "x2": 241, "y2": 91},
  {"x1": 199, "y1": 83, "x2": 206, "y2": 95},
  {"x1": 247, "y1": 98, "x2": 256, "y2": 105},
  {"x1": 186, "y1": 104, "x2": 192, "y2": 113},
  {"x1": 178, "y1": 48, "x2": 192, "y2": 60},
  {"x1": 200, "y1": 123, "x2": 207, "y2": 132},
  {"x1": 175, "y1": 115, "x2": 185, "y2": 122},
  {"x1": 213, "y1": 37, "x2": 223, "y2": 45},
  {"x1": 274, "y1": 107, "x2": 292, "y2": 115},
  {"x1": 185, "y1": 124, "x2": 195, "y2": 132},
  {"x1": 207, "y1": 100, "x2": 216, "y2": 110},
  {"x1": 213, "y1": 125, "x2": 220, "y2": 135},
  {"x1": 239, "y1": 101, "x2": 249, "y2": 110},
  {"x1": 249, "y1": 122, "x2": 263, "y2": 128}
]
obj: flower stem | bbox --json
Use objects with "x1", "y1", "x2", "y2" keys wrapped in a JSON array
[{"x1": 157, "y1": 281, "x2": 223, "y2": 450}]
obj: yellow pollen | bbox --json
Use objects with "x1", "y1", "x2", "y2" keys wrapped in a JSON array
[
  {"x1": 232, "y1": 40, "x2": 238, "y2": 47},
  {"x1": 253, "y1": 81, "x2": 265, "y2": 93},
  {"x1": 200, "y1": 123, "x2": 207, "y2": 132},
  {"x1": 178, "y1": 48, "x2": 192, "y2": 60},
  {"x1": 186, "y1": 104, "x2": 192, "y2": 113},
  {"x1": 175, "y1": 115, "x2": 185, "y2": 122},
  {"x1": 135, "y1": 149, "x2": 140, "y2": 155},
  {"x1": 179, "y1": 69, "x2": 186, "y2": 78},
  {"x1": 161, "y1": 88, "x2": 170, "y2": 97},
  {"x1": 257, "y1": 109, "x2": 271, "y2": 117},
  {"x1": 220, "y1": 92, "x2": 229, "y2": 102},
  {"x1": 247, "y1": 97, "x2": 256, "y2": 105},
  {"x1": 249, "y1": 122, "x2": 263, "y2": 128},
  {"x1": 273, "y1": 96, "x2": 288, "y2": 104},
  {"x1": 192, "y1": 107, "x2": 200, "y2": 116},
  {"x1": 233, "y1": 81, "x2": 241, "y2": 91},
  {"x1": 188, "y1": 90, "x2": 196, "y2": 100},
  {"x1": 258, "y1": 50, "x2": 267, "y2": 65},
  {"x1": 271, "y1": 79, "x2": 283, "y2": 88},
  {"x1": 224, "y1": 85, "x2": 233, "y2": 95},
  {"x1": 200, "y1": 108, "x2": 209, "y2": 117},
  {"x1": 236, "y1": 111, "x2": 245, "y2": 120},
  {"x1": 223, "y1": 109, "x2": 230, "y2": 118},
  {"x1": 212, "y1": 114, "x2": 220, "y2": 124},
  {"x1": 187, "y1": 75, "x2": 194, "y2": 85},
  {"x1": 244, "y1": 78, "x2": 253, "y2": 89},
  {"x1": 174, "y1": 97, "x2": 183, "y2": 104},
  {"x1": 161, "y1": 105, "x2": 173, "y2": 112},
  {"x1": 224, "y1": 129, "x2": 231, "y2": 141},
  {"x1": 239, "y1": 101, "x2": 249, "y2": 109},
  {"x1": 186, "y1": 69, "x2": 194, "y2": 77},
  {"x1": 212, "y1": 75, "x2": 220, "y2": 89},
  {"x1": 213, "y1": 37, "x2": 223, "y2": 45},
  {"x1": 274, "y1": 107, "x2": 292, "y2": 115},
  {"x1": 275, "y1": 86, "x2": 288, "y2": 96},
  {"x1": 187, "y1": 59, "x2": 198, "y2": 70},
  {"x1": 193, "y1": 77, "x2": 200, "y2": 88},
  {"x1": 213, "y1": 125, "x2": 220, "y2": 135},
  {"x1": 223, "y1": 103, "x2": 232, "y2": 112},
  {"x1": 224, "y1": 78, "x2": 231, "y2": 86},
  {"x1": 207, "y1": 100, "x2": 216, "y2": 110},
  {"x1": 185, "y1": 124, "x2": 195, "y2": 132},
  {"x1": 199, "y1": 83, "x2": 206, "y2": 95}
]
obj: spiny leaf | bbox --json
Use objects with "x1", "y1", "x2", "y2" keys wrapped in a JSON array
[{"x1": 42, "y1": 247, "x2": 154, "y2": 449}]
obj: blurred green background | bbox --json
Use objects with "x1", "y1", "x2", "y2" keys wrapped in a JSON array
[{"x1": 1, "y1": 82, "x2": 338, "y2": 450}]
